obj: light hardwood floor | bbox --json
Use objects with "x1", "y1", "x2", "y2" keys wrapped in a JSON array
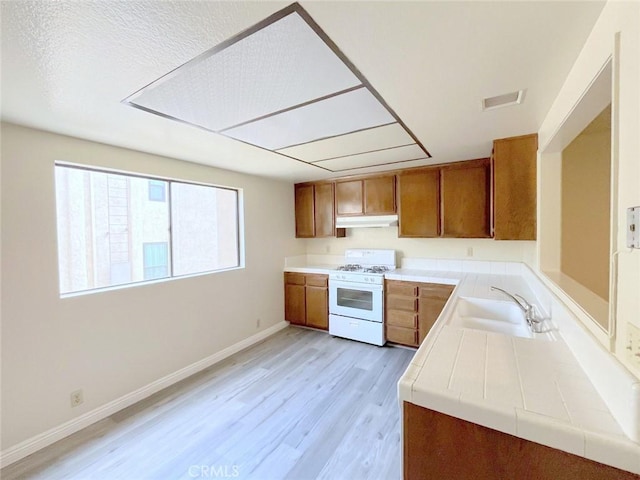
[{"x1": 2, "y1": 327, "x2": 414, "y2": 480}]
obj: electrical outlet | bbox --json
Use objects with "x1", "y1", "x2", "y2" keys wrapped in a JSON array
[
  {"x1": 626, "y1": 323, "x2": 640, "y2": 371},
  {"x1": 256, "y1": 318, "x2": 261, "y2": 328},
  {"x1": 70, "y1": 389, "x2": 84, "y2": 408},
  {"x1": 467, "y1": 247, "x2": 474, "y2": 257}
]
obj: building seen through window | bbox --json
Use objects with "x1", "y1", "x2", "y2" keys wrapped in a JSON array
[{"x1": 54, "y1": 165, "x2": 240, "y2": 294}]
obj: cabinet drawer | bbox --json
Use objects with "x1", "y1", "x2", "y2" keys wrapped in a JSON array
[
  {"x1": 387, "y1": 309, "x2": 418, "y2": 328},
  {"x1": 386, "y1": 325, "x2": 418, "y2": 346},
  {"x1": 386, "y1": 281, "x2": 418, "y2": 297},
  {"x1": 306, "y1": 274, "x2": 328, "y2": 287},
  {"x1": 285, "y1": 272, "x2": 305, "y2": 285},
  {"x1": 419, "y1": 284, "x2": 454, "y2": 300},
  {"x1": 387, "y1": 295, "x2": 418, "y2": 312}
]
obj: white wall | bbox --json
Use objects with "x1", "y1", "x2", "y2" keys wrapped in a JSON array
[
  {"x1": 304, "y1": 227, "x2": 537, "y2": 267},
  {"x1": 538, "y1": 1, "x2": 640, "y2": 373},
  {"x1": 0, "y1": 123, "x2": 304, "y2": 450}
]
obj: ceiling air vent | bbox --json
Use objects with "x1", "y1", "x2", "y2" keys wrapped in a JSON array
[{"x1": 482, "y1": 90, "x2": 525, "y2": 111}]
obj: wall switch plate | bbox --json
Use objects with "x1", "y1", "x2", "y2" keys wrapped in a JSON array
[{"x1": 627, "y1": 206, "x2": 640, "y2": 248}]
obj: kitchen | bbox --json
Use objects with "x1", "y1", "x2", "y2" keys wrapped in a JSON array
[{"x1": 1, "y1": 1, "x2": 640, "y2": 479}]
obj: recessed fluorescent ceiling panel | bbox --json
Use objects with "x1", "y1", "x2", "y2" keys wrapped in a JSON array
[{"x1": 124, "y1": 2, "x2": 430, "y2": 173}]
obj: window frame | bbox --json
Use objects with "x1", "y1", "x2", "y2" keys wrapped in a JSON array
[{"x1": 54, "y1": 162, "x2": 244, "y2": 297}]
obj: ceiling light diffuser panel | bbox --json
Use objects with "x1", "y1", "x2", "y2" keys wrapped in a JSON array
[{"x1": 123, "y1": 2, "x2": 430, "y2": 173}]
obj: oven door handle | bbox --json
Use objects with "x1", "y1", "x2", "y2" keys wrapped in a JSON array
[{"x1": 330, "y1": 280, "x2": 383, "y2": 291}]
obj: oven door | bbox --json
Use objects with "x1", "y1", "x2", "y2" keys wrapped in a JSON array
[{"x1": 329, "y1": 280, "x2": 383, "y2": 323}]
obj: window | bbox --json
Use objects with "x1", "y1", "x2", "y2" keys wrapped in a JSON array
[
  {"x1": 148, "y1": 180, "x2": 166, "y2": 202},
  {"x1": 55, "y1": 165, "x2": 241, "y2": 295}
]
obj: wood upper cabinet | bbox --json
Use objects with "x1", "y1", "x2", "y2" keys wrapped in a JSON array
[
  {"x1": 364, "y1": 176, "x2": 396, "y2": 214},
  {"x1": 336, "y1": 180, "x2": 363, "y2": 216},
  {"x1": 294, "y1": 184, "x2": 314, "y2": 238},
  {"x1": 493, "y1": 134, "x2": 537, "y2": 240},
  {"x1": 397, "y1": 168, "x2": 440, "y2": 237},
  {"x1": 295, "y1": 143, "x2": 534, "y2": 240},
  {"x1": 314, "y1": 183, "x2": 337, "y2": 238},
  {"x1": 284, "y1": 273, "x2": 329, "y2": 330},
  {"x1": 440, "y1": 159, "x2": 491, "y2": 238},
  {"x1": 294, "y1": 183, "x2": 344, "y2": 238},
  {"x1": 336, "y1": 175, "x2": 396, "y2": 216}
]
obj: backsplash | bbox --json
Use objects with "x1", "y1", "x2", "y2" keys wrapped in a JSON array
[{"x1": 302, "y1": 227, "x2": 537, "y2": 267}]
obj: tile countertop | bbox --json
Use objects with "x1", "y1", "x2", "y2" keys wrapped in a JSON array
[
  {"x1": 397, "y1": 270, "x2": 640, "y2": 476},
  {"x1": 283, "y1": 265, "x2": 337, "y2": 275}
]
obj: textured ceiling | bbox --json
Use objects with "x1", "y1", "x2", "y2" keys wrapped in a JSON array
[{"x1": 1, "y1": 1, "x2": 605, "y2": 182}]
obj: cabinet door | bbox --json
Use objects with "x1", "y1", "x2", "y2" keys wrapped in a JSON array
[
  {"x1": 418, "y1": 284, "x2": 454, "y2": 344},
  {"x1": 493, "y1": 134, "x2": 537, "y2": 240},
  {"x1": 364, "y1": 176, "x2": 396, "y2": 214},
  {"x1": 336, "y1": 180, "x2": 363, "y2": 216},
  {"x1": 314, "y1": 183, "x2": 335, "y2": 238},
  {"x1": 441, "y1": 160, "x2": 491, "y2": 238},
  {"x1": 397, "y1": 169, "x2": 440, "y2": 237},
  {"x1": 294, "y1": 184, "x2": 315, "y2": 238},
  {"x1": 285, "y1": 283, "x2": 306, "y2": 325},
  {"x1": 306, "y1": 286, "x2": 328, "y2": 330}
]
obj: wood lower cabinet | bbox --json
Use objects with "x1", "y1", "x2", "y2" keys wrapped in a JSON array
[
  {"x1": 284, "y1": 273, "x2": 329, "y2": 330},
  {"x1": 440, "y1": 158, "x2": 491, "y2": 238},
  {"x1": 493, "y1": 134, "x2": 537, "y2": 240},
  {"x1": 336, "y1": 175, "x2": 396, "y2": 216},
  {"x1": 294, "y1": 183, "x2": 344, "y2": 238},
  {"x1": 404, "y1": 402, "x2": 639, "y2": 480},
  {"x1": 418, "y1": 283, "x2": 454, "y2": 344},
  {"x1": 397, "y1": 168, "x2": 440, "y2": 237},
  {"x1": 385, "y1": 280, "x2": 454, "y2": 347}
]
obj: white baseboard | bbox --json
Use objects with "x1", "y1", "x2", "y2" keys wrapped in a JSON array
[{"x1": 0, "y1": 321, "x2": 289, "y2": 468}]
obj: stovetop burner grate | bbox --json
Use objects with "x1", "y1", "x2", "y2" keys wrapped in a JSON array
[
  {"x1": 364, "y1": 266, "x2": 390, "y2": 274},
  {"x1": 336, "y1": 264, "x2": 363, "y2": 272}
]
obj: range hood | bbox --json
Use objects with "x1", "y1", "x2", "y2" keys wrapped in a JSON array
[{"x1": 335, "y1": 215, "x2": 399, "y2": 229}]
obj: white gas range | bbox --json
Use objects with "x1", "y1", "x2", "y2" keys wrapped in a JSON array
[{"x1": 328, "y1": 249, "x2": 396, "y2": 346}]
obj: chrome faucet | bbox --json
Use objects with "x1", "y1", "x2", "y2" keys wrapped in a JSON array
[{"x1": 490, "y1": 286, "x2": 539, "y2": 329}]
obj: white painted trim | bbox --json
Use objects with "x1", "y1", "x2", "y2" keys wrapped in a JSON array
[{"x1": 0, "y1": 321, "x2": 289, "y2": 468}]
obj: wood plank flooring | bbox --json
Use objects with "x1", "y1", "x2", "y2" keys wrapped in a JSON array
[{"x1": 2, "y1": 327, "x2": 414, "y2": 480}]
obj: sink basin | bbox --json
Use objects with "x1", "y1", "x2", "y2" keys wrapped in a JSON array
[{"x1": 447, "y1": 297, "x2": 533, "y2": 338}]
